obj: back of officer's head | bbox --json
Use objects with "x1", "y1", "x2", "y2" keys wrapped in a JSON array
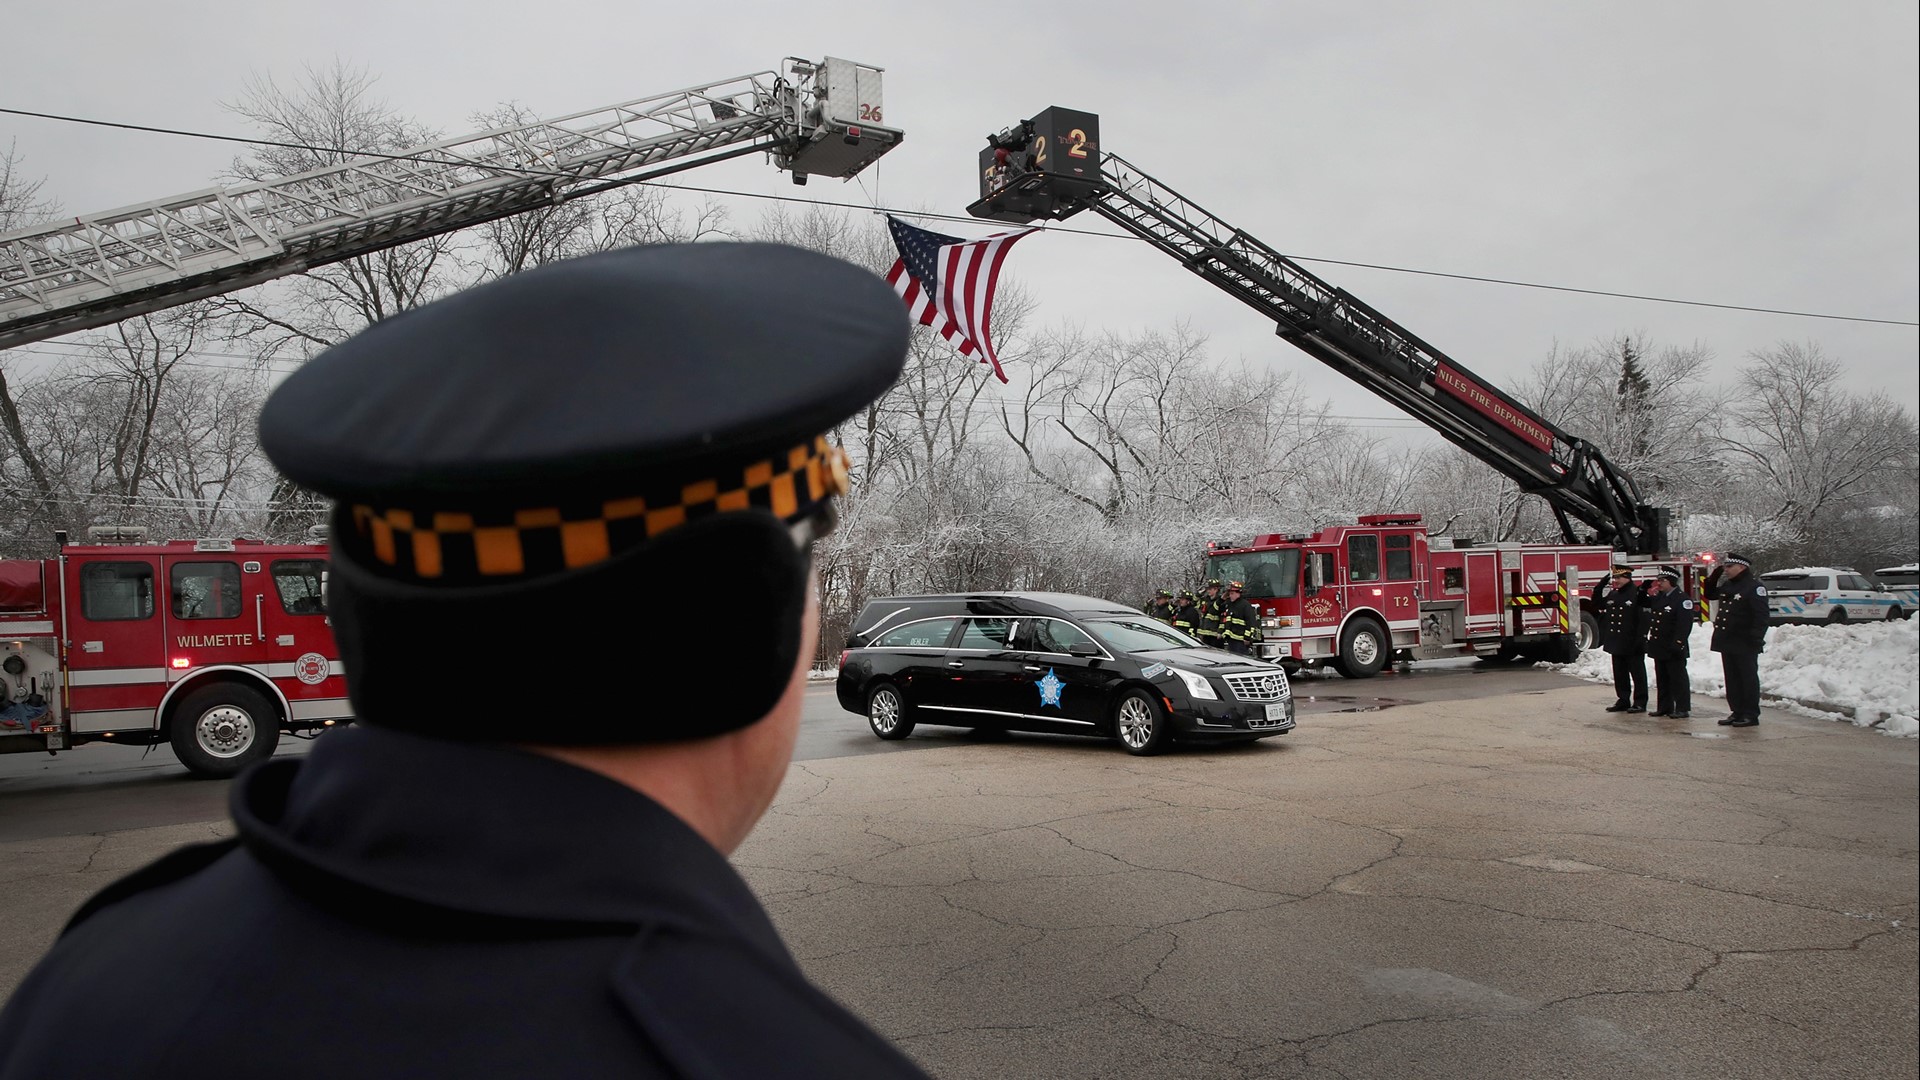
[{"x1": 259, "y1": 243, "x2": 909, "y2": 745}]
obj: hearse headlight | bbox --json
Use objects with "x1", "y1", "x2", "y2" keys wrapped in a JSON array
[{"x1": 1171, "y1": 667, "x2": 1218, "y2": 701}]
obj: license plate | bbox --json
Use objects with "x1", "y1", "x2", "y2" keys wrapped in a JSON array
[{"x1": 1264, "y1": 702, "x2": 1288, "y2": 723}]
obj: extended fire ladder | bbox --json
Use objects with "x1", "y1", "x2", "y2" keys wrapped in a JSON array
[
  {"x1": 0, "y1": 57, "x2": 901, "y2": 351},
  {"x1": 967, "y1": 108, "x2": 1669, "y2": 556}
]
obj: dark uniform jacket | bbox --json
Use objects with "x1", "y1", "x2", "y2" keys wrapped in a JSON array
[
  {"x1": 1196, "y1": 594, "x2": 1225, "y2": 639},
  {"x1": 1219, "y1": 596, "x2": 1261, "y2": 645},
  {"x1": 0, "y1": 727, "x2": 930, "y2": 1080},
  {"x1": 1708, "y1": 571, "x2": 1770, "y2": 654},
  {"x1": 1146, "y1": 599, "x2": 1177, "y2": 624},
  {"x1": 1592, "y1": 580, "x2": 1650, "y2": 655},
  {"x1": 1171, "y1": 601, "x2": 1200, "y2": 635},
  {"x1": 1644, "y1": 590, "x2": 1695, "y2": 658}
]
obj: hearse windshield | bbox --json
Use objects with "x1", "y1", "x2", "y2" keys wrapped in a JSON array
[{"x1": 1085, "y1": 616, "x2": 1202, "y2": 653}]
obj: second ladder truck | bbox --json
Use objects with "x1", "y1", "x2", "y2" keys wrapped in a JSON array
[{"x1": 967, "y1": 109, "x2": 1705, "y2": 676}]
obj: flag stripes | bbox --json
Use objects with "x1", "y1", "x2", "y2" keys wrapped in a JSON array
[{"x1": 884, "y1": 216, "x2": 1034, "y2": 383}]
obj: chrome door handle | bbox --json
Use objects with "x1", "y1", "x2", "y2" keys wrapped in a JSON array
[
  {"x1": 946, "y1": 661, "x2": 965, "y2": 668},
  {"x1": 1022, "y1": 665, "x2": 1043, "y2": 672}
]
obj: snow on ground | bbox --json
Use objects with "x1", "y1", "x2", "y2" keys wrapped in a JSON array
[{"x1": 1551, "y1": 617, "x2": 1920, "y2": 737}]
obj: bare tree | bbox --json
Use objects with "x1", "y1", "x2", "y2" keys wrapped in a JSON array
[
  {"x1": 1717, "y1": 341, "x2": 1919, "y2": 551},
  {"x1": 1000, "y1": 324, "x2": 1346, "y2": 522},
  {"x1": 0, "y1": 141, "x2": 64, "y2": 542},
  {"x1": 465, "y1": 105, "x2": 731, "y2": 278},
  {"x1": 208, "y1": 63, "x2": 456, "y2": 353}
]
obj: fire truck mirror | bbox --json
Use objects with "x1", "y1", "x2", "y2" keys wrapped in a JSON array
[{"x1": 1306, "y1": 555, "x2": 1327, "y2": 593}]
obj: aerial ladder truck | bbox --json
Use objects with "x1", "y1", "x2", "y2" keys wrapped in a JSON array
[
  {"x1": 0, "y1": 56, "x2": 901, "y2": 349},
  {"x1": 0, "y1": 58, "x2": 902, "y2": 776},
  {"x1": 967, "y1": 109, "x2": 1700, "y2": 676}
]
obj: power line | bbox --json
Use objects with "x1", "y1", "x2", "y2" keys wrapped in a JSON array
[{"x1": 6, "y1": 105, "x2": 1915, "y2": 328}]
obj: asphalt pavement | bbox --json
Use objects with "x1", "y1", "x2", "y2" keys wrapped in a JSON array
[{"x1": 3, "y1": 664, "x2": 1914, "y2": 1079}]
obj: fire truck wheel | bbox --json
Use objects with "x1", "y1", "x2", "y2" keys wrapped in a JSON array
[
  {"x1": 168, "y1": 683, "x2": 281, "y2": 780},
  {"x1": 1578, "y1": 611, "x2": 1602, "y2": 652},
  {"x1": 866, "y1": 683, "x2": 916, "y2": 740},
  {"x1": 1113, "y1": 689, "x2": 1170, "y2": 756},
  {"x1": 1333, "y1": 619, "x2": 1388, "y2": 679}
]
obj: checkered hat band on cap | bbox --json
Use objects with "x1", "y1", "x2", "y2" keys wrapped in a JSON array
[{"x1": 347, "y1": 437, "x2": 850, "y2": 582}]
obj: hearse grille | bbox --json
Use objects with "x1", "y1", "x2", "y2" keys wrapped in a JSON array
[{"x1": 1223, "y1": 672, "x2": 1289, "y2": 702}]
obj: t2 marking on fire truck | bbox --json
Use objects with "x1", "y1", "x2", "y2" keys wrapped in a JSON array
[{"x1": 175, "y1": 634, "x2": 255, "y2": 648}]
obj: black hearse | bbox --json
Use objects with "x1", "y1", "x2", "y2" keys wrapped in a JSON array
[{"x1": 835, "y1": 592, "x2": 1295, "y2": 755}]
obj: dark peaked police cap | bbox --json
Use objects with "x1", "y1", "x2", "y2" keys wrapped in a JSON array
[{"x1": 259, "y1": 242, "x2": 910, "y2": 743}]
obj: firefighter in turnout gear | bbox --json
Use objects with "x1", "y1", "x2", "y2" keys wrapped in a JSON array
[
  {"x1": 1196, "y1": 579, "x2": 1226, "y2": 647},
  {"x1": 1592, "y1": 567, "x2": 1649, "y2": 713},
  {"x1": 1643, "y1": 570, "x2": 1694, "y2": 718},
  {"x1": 1219, "y1": 581, "x2": 1261, "y2": 656},
  {"x1": 1171, "y1": 589, "x2": 1201, "y2": 637},
  {"x1": 1146, "y1": 588, "x2": 1177, "y2": 625},
  {"x1": 1707, "y1": 552, "x2": 1770, "y2": 727}
]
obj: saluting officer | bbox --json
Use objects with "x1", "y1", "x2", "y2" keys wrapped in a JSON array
[
  {"x1": 1643, "y1": 570, "x2": 1695, "y2": 718},
  {"x1": 1219, "y1": 580, "x2": 1261, "y2": 656},
  {"x1": 1196, "y1": 578, "x2": 1226, "y2": 647},
  {"x1": 1592, "y1": 566, "x2": 1650, "y2": 713},
  {"x1": 1171, "y1": 588, "x2": 1202, "y2": 637},
  {"x1": 1707, "y1": 552, "x2": 1770, "y2": 727},
  {"x1": 1146, "y1": 587, "x2": 1177, "y2": 624},
  {"x1": 0, "y1": 244, "x2": 931, "y2": 1079}
]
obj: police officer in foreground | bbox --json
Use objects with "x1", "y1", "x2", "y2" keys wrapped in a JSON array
[
  {"x1": 0, "y1": 244, "x2": 931, "y2": 1079},
  {"x1": 1707, "y1": 552, "x2": 1770, "y2": 727},
  {"x1": 1219, "y1": 580, "x2": 1261, "y2": 656},
  {"x1": 1196, "y1": 578, "x2": 1226, "y2": 647},
  {"x1": 1643, "y1": 570, "x2": 1694, "y2": 718},
  {"x1": 1593, "y1": 566, "x2": 1649, "y2": 712}
]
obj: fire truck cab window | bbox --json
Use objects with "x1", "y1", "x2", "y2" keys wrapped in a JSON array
[
  {"x1": 1347, "y1": 536, "x2": 1381, "y2": 582},
  {"x1": 1385, "y1": 535, "x2": 1414, "y2": 580},
  {"x1": 1308, "y1": 552, "x2": 1336, "y2": 594},
  {"x1": 80, "y1": 561, "x2": 155, "y2": 621},
  {"x1": 1205, "y1": 550, "x2": 1300, "y2": 598},
  {"x1": 171, "y1": 561, "x2": 241, "y2": 620},
  {"x1": 272, "y1": 559, "x2": 329, "y2": 615}
]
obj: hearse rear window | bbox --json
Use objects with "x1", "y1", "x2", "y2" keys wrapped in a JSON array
[{"x1": 872, "y1": 618, "x2": 960, "y2": 649}]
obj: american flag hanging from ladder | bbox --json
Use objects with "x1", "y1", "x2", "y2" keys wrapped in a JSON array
[{"x1": 885, "y1": 215, "x2": 1035, "y2": 383}]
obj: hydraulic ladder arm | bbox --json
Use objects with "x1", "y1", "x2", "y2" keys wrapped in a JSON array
[
  {"x1": 0, "y1": 57, "x2": 901, "y2": 351},
  {"x1": 967, "y1": 108, "x2": 1668, "y2": 556}
]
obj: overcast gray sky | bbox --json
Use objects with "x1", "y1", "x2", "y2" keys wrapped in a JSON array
[{"x1": 7, "y1": 0, "x2": 1917, "y2": 441}]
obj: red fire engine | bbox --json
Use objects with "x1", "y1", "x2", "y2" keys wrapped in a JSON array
[
  {"x1": 1204, "y1": 515, "x2": 1715, "y2": 677},
  {"x1": 0, "y1": 530, "x2": 349, "y2": 777},
  {"x1": 970, "y1": 109, "x2": 1718, "y2": 674},
  {"x1": 1203, "y1": 514, "x2": 1622, "y2": 676},
  {"x1": 0, "y1": 59, "x2": 907, "y2": 775}
]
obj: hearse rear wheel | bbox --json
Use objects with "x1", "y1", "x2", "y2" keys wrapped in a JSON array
[{"x1": 866, "y1": 683, "x2": 916, "y2": 741}]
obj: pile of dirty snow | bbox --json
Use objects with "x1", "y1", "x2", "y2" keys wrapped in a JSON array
[{"x1": 1552, "y1": 616, "x2": 1920, "y2": 737}]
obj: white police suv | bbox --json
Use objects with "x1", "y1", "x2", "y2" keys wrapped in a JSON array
[
  {"x1": 1873, "y1": 564, "x2": 1917, "y2": 620},
  {"x1": 1759, "y1": 566, "x2": 1905, "y2": 623}
]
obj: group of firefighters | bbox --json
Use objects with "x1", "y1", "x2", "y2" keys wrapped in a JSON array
[{"x1": 1144, "y1": 579, "x2": 1262, "y2": 655}]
